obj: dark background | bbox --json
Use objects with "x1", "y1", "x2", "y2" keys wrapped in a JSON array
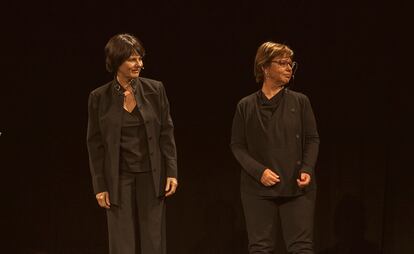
[{"x1": 1, "y1": 0, "x2": 412, "y2": 253}]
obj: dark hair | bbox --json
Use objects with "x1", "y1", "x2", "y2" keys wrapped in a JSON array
[
  {"x1": 104, "y1": 33, "x2": 145, "y2": 73},
  {"x1": 254, "y1": 41, "x2": 293, "y2": 83}
]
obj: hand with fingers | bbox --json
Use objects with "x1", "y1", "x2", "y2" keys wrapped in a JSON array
[
  {"x1": 297, "y1": 172, "x2": 311, "y2": 188},
  {"x1": 96, "y1": 191, "x2": 111, "y2": 209},
  {"x1": 260, "y1": 169, "x2": 280, "y2": 187},
  {"x1": 165, "y1": 177, "x2": 178, "y2": 197}
]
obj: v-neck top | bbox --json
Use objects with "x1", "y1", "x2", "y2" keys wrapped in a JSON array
[
  {"x1": 258, "y1": 89, "x2": 285, "y2": 129},
  {"x1": 119, "y1": 106, "x2": 150, "y2": 172}
]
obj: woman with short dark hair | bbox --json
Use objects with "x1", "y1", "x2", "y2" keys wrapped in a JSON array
[
  {"x1": 231, "y1": 41, "x2": 320, "y2": 253},
  {"x1": 87, "y1": 33, "x2": 178, "y2": 254}
]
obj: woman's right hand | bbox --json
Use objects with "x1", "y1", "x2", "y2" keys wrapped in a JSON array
[
  {"x1": 260, "y1": 169, "x2": 280, "y2": 186},
  {"x1": 96, "y1": 191, "x2": 111, "y2": 209}
]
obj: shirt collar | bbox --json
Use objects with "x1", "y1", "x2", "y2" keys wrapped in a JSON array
[
  {"x1": 114, "y1": 78, "x2": 138, "y2": 94},
  {"x1": 258, "y1": 87, "x2": 285, "y2": 106}
]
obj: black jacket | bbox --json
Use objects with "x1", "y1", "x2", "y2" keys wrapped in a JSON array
[
  {"x1": 87, "y1": 77, "x2": 177, "y2": 204},
  {"x1": 231, "y1": 88, "x2": 319, "y2": 197}
]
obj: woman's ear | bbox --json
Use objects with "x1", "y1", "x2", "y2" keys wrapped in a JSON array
[{"x1": 262, "y1": 66, "x2": 269, "y2": 78}]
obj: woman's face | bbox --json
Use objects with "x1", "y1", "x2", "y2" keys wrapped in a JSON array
[
  {"x1": 117, "y1": 53, "x2": 144, "y2": 80},
  {"x1": 264, "y1": 55, "x2": 294, "y2": 86}
]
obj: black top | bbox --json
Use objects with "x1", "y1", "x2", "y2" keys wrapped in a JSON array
[
  {"x1": 231, "y1": 88, "x2": 320, "y2": 197},
  {"x1": 258, "y1": 89, "x2": 284, "y2": 126},
  {"x1": 119, "y1": 106, "x2": 151, "y2": 172}
]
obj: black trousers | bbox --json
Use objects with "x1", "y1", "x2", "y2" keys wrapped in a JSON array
[
  {"x1": 106, "y1": 171, "x2": 166, "y2": 254},
  {"x1": 241, "y1": 190, "x2": 316, "y2": 254}
]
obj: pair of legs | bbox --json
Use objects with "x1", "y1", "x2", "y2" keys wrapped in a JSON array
[
  {"x1": 241, "y1": 190, "x2": 316, "y2": 254},
  {"x1": 106, "y1": 171, "x2": 166, "y2": 254}
]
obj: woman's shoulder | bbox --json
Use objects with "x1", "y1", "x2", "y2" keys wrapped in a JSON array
[
  {"x1": 238, "y1": 91, "x2": 258, "y2": 105},
  {"x1": 139, "y1": 77, "x2": 163, "y2": 87},
  {"x1": 234, "y1": 92, "x2": 258, "y2": 114},
  {"x1": 89, "y1": 81, "x2": 113, "y2": 96},
  {"x1": 284, "y1": 88, "x2": 309, "y2": 101},
  {"x1": 138, "y1": 77, "x2": 167, "y2": 94}
]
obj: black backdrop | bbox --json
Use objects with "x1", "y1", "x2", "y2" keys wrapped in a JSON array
[{"x1": 1, "y1": 0, "x2": 412, "y2": 253}]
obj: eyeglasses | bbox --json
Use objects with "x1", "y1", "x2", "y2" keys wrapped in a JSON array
[
  {"x1": 271, "y1": 60, "x2": 298, "y2": 75},
  {"x1": 271, "y1": 60, "x2": 297, "y2": 69}
]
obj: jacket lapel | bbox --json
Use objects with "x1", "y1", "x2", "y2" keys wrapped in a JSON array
[
  {"x1": 134, "y1": 78, "x2": 152, "y2": 122},
  {"x1": 110, "y1": 80, "x2": 124, "y2": 143},
  {"x1": 254, "y1": 91, "x2": 267, "y2": 132},
  {"x1": 134, "y1": 78, "x2": 145, "y2": 109}
]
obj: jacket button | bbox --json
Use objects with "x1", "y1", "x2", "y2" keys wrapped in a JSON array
[
  {"x1": 296, "y1": 134, "x2": 300, "y2": 139},
  {"x1": 296, "y1": 160, "x2": 301, "y2": 165}
]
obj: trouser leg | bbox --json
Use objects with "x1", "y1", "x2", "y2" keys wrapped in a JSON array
[
  {"x1": 106, "y1": 173, "x2": 136, "y2": 254},
  {"x1": 135, "y1": 171, "x2": 166, "y2": 254},
  {"x1": 279, "y1": 191, "x2": 316, "y2": 254},
  {"x1": 241, "y1": 191, "x2": 277, "y2": 254}
]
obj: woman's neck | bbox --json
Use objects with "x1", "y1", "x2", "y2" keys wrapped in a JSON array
[
  {"x1": 116, "y1": 75, "x2": 133, "y2": 89},
  {"x1": 261, "y1": 81, "x2": 284, "y2": 99}
]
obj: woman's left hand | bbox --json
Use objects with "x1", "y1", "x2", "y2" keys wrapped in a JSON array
[
  {"x1": 297, "y1": 172, "x2": 311, "y2": 188},
  {"x1": 165, "y1": 177, "x2": 178, "y2": 197}
]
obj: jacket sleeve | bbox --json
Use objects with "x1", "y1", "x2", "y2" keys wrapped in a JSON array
[
  {"x1": 299, "y1": 95, "x2": 320, "y2": 176},
  {"x1": 230, "y1": 102, "x2": 266, "y2": 182},
  {"x1": 159, "y1": 83, "x2": 178, "y2": 178},
  {"x1": 86, "y1": 91, "x2": 107, "y2": 194}
]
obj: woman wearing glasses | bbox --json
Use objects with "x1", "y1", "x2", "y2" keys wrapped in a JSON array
[
  {"x1": 87, "y1": 33, "x2": 178, "y2": 254},
  {"x1": 231, "y1": 42, "x2": 319, "y2": 253}
]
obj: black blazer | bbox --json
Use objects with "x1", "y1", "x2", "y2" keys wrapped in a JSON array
[
  {"x1": 87, "y1": 77, "x2": 177, "y2": 205},
  {"x1": 231, "y1": 89, "x2": 319, "y2": 196}
]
